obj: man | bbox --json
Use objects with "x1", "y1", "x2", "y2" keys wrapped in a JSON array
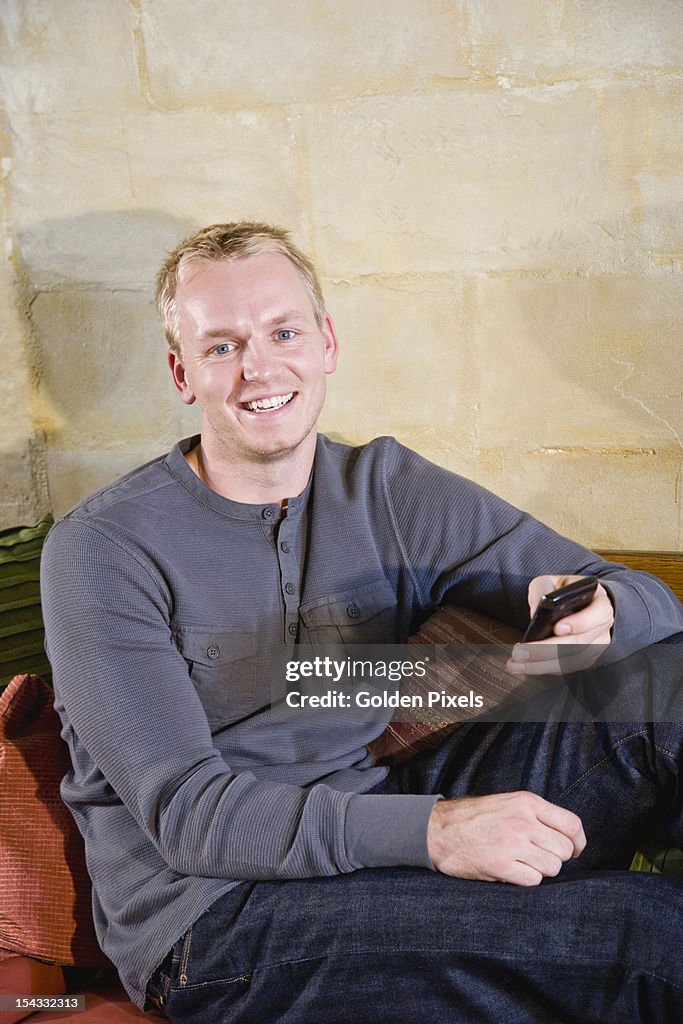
[{"x1": 41, "y1": 222, "x2": 683, "y2": 1022}]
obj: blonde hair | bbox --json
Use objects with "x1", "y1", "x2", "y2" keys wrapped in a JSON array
[{"x1": 155, "y1": 222, "x2": 326, "y2": 353}]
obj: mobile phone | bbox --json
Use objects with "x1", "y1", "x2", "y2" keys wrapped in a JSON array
[{"x1": 521, "y1": 576, "x2": 599, "y2": 643}]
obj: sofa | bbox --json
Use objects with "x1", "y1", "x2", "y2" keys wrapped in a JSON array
[{"x1": 1, "y1": 514, "x2": 681, "y2": 1021}]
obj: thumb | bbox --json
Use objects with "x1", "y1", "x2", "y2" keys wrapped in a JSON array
[{"x1": 527, "y1": 575, "x2": 567, "y2": 617}]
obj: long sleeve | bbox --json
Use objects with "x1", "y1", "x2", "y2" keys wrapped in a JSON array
[
  {"x1": 42, "y1": 517, "x2": 435, "y2": 881},
  {"x1": 38, "y1": 434, "x2": 683, "y2": 1009},
  {"x1": 381, "y1": 439, "x2": 683, "y2": 647}
]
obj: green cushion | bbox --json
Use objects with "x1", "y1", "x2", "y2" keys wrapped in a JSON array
[
  {"x1": 0, "y1": 514, "x2": 53, "y2": 690},
  {"x1": 631, "y1": 835, "x2": 683, "y2": 877}
]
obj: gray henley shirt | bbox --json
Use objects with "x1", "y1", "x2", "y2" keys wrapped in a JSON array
[{"x1": 40, "y1": 434, "x2": 683, "y2": 1007}]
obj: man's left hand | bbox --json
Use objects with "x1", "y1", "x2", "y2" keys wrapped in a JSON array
[{"x1": 507, "y1": 574, "x2": 613, "y2": 675}]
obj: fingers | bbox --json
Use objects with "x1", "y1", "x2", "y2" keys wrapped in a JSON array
[
  {"x1": 553, "y1": 584, "x2": 614, "y2": 639},
  {"x1": 427, "y1": 791, "x2": 586, "y2": 886},
  {"x1": 485, "y1": 826, "x2": 568, "y2": 885},
  {"x1": 535, "y1": 799, "x2": 586, "y2": 856},
  {"x1": 510, "y1": 830, "x2": 578, "y2": 885},
  {"x1": 508, "y1": 577, "x2": 614, "y2": 675},
  {"x1": 507, "y1": 639, "x2": 610, "y2": 676},
  {"x1": 526, "y1": 576, "x2": 614, "y2": 641},
  {"x1": 527, "y1": 575, "x2": 563, "y2": 617}
]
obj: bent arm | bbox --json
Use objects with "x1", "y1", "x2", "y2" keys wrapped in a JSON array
[
  {"x1": 384, "y1": 440, "x2": 683, "y2": 646},
  {"x1": 41, "y1": 519, "x2": 436, "y2": 881}
]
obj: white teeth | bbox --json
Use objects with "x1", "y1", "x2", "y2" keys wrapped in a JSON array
[{"x1": 245, "y1": 393, "x2": 294, "y2": 412}]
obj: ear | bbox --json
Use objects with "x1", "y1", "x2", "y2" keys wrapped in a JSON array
[
  {"x1": 321, "y1": 314, "x2": 339, "y2": 375},
  {"x1": 167, "y1": 349, "x2": 196, "y2": 405}
]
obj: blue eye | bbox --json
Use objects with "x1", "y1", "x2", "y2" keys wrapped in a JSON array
[
  {"x1": 213, "y1": 343, "x2": 233, "y2": 355},
  {"x1": 275, "y1": 329, "x2": 295, "y2": 341}
]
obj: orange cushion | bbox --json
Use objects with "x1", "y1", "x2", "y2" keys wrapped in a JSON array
[
  {"x1": 0, "y1": 674, "x2": 107, "y2": 967},
  {"x1": 25, "y1": 974, "x2": 154, "y2": 1022},
  {"x1": 0, "y1": 954, "x2": 65, "y2": 1024}
]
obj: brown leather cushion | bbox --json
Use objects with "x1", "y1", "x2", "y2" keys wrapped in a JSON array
[{"x1": 368, "y1": 603, "x2": 528, "y2": 764}]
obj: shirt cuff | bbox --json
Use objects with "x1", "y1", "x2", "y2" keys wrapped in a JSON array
[
  {"x1": 343, "y1": 792, "x2": 442, "y2": 871},
  {"x1": 599, "y1": 579, "x2": 651, "y2": 648}
]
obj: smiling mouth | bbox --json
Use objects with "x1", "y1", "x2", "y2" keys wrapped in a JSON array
[{"x1": 242, "y1": 392, "x2": 295, "y2": 412}]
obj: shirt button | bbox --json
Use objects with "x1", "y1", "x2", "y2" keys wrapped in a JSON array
[
  {"x1": 346, "y1": 603, "x2": 360, "y2": 618},
  {"x1": 262, "y1": 507, "x2": 275, "y2": 520},
  {"x1": 207, "y1": 644, "x2": 220, "y2": 660},
  {"x1": 280, "y1": 541, "x2": 290, "y2": 553},
  {"x1": 285, "y1": 582, "x2": 296, "y2": 595},
  {"x1": 288, "y1": 622, "x2": 297, "y2": 636}
]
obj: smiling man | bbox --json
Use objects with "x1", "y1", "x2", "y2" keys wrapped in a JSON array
[
  {"x1": 165, "y1": 247, "x2": 338, "y2": 499},
  {"x1": 41, "y1": 222, "x2": 683, "y2": 1023}
]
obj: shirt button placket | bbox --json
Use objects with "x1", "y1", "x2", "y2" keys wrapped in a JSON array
[{"x1": 277, "y1": 515, "x2": 299, "y2": 645}]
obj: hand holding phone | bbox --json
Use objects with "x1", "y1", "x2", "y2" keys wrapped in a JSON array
[{"x1": 521, "y1": 576, "x2": 599, "y2": 643}]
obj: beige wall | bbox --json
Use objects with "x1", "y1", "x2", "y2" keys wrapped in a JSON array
[{"x1": 0, "y1": 0, "x2": 681, "y2": 549}]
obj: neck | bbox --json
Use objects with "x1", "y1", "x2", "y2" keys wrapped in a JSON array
[{"x1": 188, "y1": 434, "x2": 316, "y2": 506}]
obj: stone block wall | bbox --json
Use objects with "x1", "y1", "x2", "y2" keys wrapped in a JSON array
[{"x1": 0, "y1": 0, "x2": 681, "y2": 549}]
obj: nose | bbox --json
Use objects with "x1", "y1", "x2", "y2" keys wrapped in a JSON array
[{"x1": 241, "y1": 338, "x2": 273, "y2": 383}]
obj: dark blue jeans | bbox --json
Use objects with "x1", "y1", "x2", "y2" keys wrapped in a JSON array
[{"x1": 147, "y1": 642, "x2": 683, "y2": 1023}]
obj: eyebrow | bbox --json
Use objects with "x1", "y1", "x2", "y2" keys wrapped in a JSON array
[
  {"x1": 264, "y1": 310, "x2": 310, "y2": 326},
  {"x1": 199, "y1": 328, "x2": 233, "y2": 339}
]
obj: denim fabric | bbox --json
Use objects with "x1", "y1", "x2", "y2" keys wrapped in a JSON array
[
  {"x1": 146, "y1": 870, "x2": 683, "y2": 1023},
  {"x1": 146, "y1": 639, "x2": 683, "y2": 1023}
]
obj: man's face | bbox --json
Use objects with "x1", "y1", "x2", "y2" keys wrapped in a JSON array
[{"x1": 169, "y1": 252, "x2": 338, "y2": 466}]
